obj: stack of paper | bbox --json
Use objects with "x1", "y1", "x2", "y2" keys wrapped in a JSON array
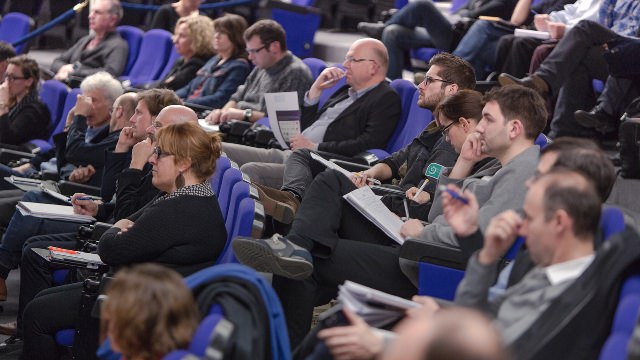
[
  {"x1": 17, "y1": 201, "x2": 96, "y2": 223},
  {"x1": 338, "y1": 281, "x2": 420, "y2": 327}
]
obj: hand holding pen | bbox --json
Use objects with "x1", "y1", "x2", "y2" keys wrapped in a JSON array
[
  {"x1": 440, "y1": 184, "x2": 480, "y2": 237},
  {"x1": 406, "y1": 179, "x2": 431, "y2": 204},
  {"x1": 70, "y1": 193, "x2": 100, "y2": 217}
]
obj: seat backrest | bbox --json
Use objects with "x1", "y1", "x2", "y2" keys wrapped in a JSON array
[
  {"x1": 49, "y1": 87, "x2": 81, "y2": 143},
  {"x1": 0, "y1": 12, "x2": 32, "y2": 53},
  {"x1": 535, "y1": 133, "x2": 552, "y2": 148},
  {"x1": 302, "y1": 57, "x2": 327, "y2": 79},
  {"x1": 39, "y1": 80, "x2": 69, "y2": 132},
  {"x1": 600, "y1": 206, "x2": 626, "y2": 240},
  {"x1": 223, "y1": 180, "x2": 251, "y2": 243},
  {"x1": 185, "y1": 264, "x2": 291, "y2": 360},
  {"x1": 217, "y1": 167, "x2": 244, "y2": 221},
  {"x1": 272, "y1": 8, "x2": 321, "y2": 59},
  {"x1": 389, "y1": 87, "x2": 432, "y2": 155},
  {"x1": 210, "y1": 156, "x2": 232, "y2": 195},
  {"x1": 158, "y1": 45, "x2": 180, "y2": 80},
  {"x1": 117, "y1": 25, "x2": 144, "y2": 76},
  {"x1": 219, "y1": 196, "x2": 264, "y2": 264},
  {"x1": 386, "y1": 79, "x2": 418, "y2": 153},
  {"x1": 124, "y1": 29, "x2": 174, "y2": 86}
]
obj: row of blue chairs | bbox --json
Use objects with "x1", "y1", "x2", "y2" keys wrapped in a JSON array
[{"x1": 0, "y1": 12, "x2": 32, "y2": 53}]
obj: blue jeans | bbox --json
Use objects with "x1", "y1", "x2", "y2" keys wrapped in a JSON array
[
  {"x1": 382, "y1": 0, "x2": 454, "y2": 79},
  {"x1": 453, "y1": 20, "x2": 511, "y2": 79},
  {"x1": 0, "y1": 190, "x2": 79, "y2": 278}
]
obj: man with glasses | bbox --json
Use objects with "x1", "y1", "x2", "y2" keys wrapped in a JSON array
[
  {"x1": 50, "y1": 0, "x2": 128, "y2": 87},
  {"x1": 218, "y1": 38, "x2": 402, "y2": 221},
  {"x1": 205, "y1": 20, "x2": 312, "y2": 125}
]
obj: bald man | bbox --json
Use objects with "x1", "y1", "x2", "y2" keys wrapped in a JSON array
[{"x1": 223, "y1": 38, "x2": 402, "y2": 220}]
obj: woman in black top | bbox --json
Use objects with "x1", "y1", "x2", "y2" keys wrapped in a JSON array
[
  {"x1": 0, "y1": 55, "x2": 51, "y2": 148},
  {"x1": 17, "y1": 123, "x2": 227, "y2": 360},
  {"x1": 146, "y1": 14, "x2": 215, "y2": 90}
]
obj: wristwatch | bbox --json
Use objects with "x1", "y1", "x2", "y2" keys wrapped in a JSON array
[{"x1": 243, "y1": 108, "x2": 253, "y2": 122}]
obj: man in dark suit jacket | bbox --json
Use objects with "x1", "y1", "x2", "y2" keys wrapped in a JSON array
[{"x1": 222, "y1": 38, "x2": 402, "y2": 193}]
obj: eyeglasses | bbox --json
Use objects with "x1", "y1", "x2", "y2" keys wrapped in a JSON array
[
  {"x1": 3, "y1": 74, "x2": 26, "y2": 82},
  {"x1": 422, "y1": 75, "x2": 454, "y2": 86},
  {"x1": 246, "y1": 43, "x2": 269, "y2": 54},
  {"x1": 152, "y1": 146, "x2": 172, "y2": 158},
  {"x1": 344, "y1": 56, "x2": 376, "y2": 64},
  {"x1": 439, "y1": 120, "x2": 458, "y2": 137}
]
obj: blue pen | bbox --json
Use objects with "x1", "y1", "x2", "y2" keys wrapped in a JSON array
[
  {"x1": 438, "y1": 185, "x2": 469, "y2": 205},
  {"x1": 70, "y1": 196, "x2": 95, "y2": 202}
]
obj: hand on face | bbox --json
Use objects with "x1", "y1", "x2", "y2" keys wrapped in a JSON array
[
  {"x1": 130, "y1": 137, "x2": 154, "y2": 170},
  {"x1": 479, "y1": 209, "x2": 522, "y2": 264},
  {"x1": 74, "y1": 95, "x2": 93, "y2": 117},
  {"x1": 115, "y1": 126, "x2": 138, "y2": 152}
]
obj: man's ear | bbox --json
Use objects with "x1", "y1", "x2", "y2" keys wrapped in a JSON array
[
  {"x1": 447, "y1": 83, "x2": 458, "y2": 95},
  {"x1": 509, "y1": 119, "x2": 524, "y2": 139}
]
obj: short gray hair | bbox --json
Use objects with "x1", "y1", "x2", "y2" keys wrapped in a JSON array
[
  {"x1": 80, "y1": 71, "x2": 124, "y2": 106},
  {"x1": 105, "y1": 0, "x2": 123, "y2": 21}
]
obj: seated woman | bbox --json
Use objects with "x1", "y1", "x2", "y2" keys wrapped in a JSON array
[
  {"x1": 12, "y1": 122, "x2": 227, "y2": 359},
  {"x1": 176, "y1": 13, "x2": 251, "y2": 109},
  {"x1": 0, "y1": 55, "x2": 51, "y2": 149},
  {"x1": 145, "y1": 14, "x2": 215, "y2": 91},
  {"x1": 102, "y1": 263, "x2": 199, "y2": 360}
]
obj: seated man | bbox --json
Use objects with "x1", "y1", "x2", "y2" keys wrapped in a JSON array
[
  {"x1": 495, "y1": 0, "x2": 601, "y2": 78},
  {"x1": 204, "y1": 20, "x2": 313, "y2": 124},
  {"x1": 498, "y1": 7, "x2": 640, "y2": 137},
  {"x1": 309, "y1": 169, "x2": 612, "y2": 359},
  {"x1": 0, "y1": 42, "x2": 16, "y2": 80},
  {"x1": 232, "y1": 85, "x2": 547, "y2": 346},
  {"x1": 221, "y1": 38, "x2": 402, "y2": 194},
  {"x1": 50, "y1": 0, "x2": 128, "y2": 86},
  {"x1": 356, "y1": 0, "x2": 517, "y2": 79},
  {"x1": 452, "y1": 0, "x2": 576, "y2": 78}
]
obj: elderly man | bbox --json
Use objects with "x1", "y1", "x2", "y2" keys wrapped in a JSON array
[
  {"x1": 51, "y1": 0, "x2": 128, "y2": 85},
  {"x1": 221, "y1": 38, "x2": 401, "y2": 217},
  {"x1": 205, "y1": 19, "x2": 313, "y2": 124}
]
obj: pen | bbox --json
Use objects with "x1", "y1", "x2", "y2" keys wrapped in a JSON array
[
  {"x1": 412, "y1": 179, "x2": 429, "y2": 200},
  {"x1": 320, "y1": 75, "x2": 344, "y2": 87},
  {"x1": 70, "y1": 196, "x2": 95, "y2": 202},
  {"x1": 355, "y1": 173, "x2": 382, "y2": 185},
  {"x1": 438, "y1": 185, "x2": 469, "y2": 205}
]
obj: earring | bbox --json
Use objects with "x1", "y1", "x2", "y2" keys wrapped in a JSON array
[{"x1": 175, "y1": 171, "x2": 185, "y2": 189}]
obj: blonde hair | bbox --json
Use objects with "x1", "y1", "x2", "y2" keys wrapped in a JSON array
[
  {"x1": 175, "y1": 14, "x2": 215, "y2": 58},
  {"x1": 101, "y1": 264, "x2": 198, "y2": 360},
  {"x1": 156, "y1": 122, "x2": 222, "y2": 181}
]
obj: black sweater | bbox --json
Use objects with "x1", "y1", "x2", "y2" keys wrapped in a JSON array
[{"x1": 98, "y1": 194, "x2": 227, "y2": 276}]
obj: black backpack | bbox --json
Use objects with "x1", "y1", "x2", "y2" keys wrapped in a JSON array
[{"x1": 619, "y1": 97, "x2": 640, "y2": 179}]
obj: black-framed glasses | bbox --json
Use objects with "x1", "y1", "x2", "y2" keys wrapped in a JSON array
[
  {"x1": 439, "y1": 120, "x2": 458, "y2": 137},
  {"x1": 344, "y1": 56, "x2": 376, "y2": 64},
  {"x1": 422, "y1": 75, "x2": 454, "y2": 86},
  {"x1": 152, "y1": 146, "x2": 172, "y2": 158},
  {"x1": 3, "y1": 74, "x2": 26, "y2": 82},
  {"x1": 246, "y1": 43, "x2": 269, "y2": 54}
]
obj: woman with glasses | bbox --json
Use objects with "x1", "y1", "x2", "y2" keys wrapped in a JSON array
[
  {"x1": 17, "y1": 122, "x2": 227, "y2": 359},
  {"x1": 0, "y1": 55, "x2": 51, "y2": 148},
  {"x1": 144, "y1": 14, "x2": 215, "y2": 91},
  {"x1": 176, "y1": 13, "x2": 251, "y2": 109}
]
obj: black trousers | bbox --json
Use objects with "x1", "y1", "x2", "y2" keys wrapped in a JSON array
[
  {"x1": 278, "y1": 170, "x2": 417, "y2": 347},
  {"x1": 496, "y1": 35, "x2": 543, "y2": 78},
  {"x1": 534, "y1": 20, "x2": 618, "y2": 137},
  {"x1": 17, "y1": 234, "x2": 76, "y2": 336}
]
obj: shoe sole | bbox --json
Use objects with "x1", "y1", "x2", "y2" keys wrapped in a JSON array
[
  {"x1": 232, "y1": 238, "x2": 312, "y2": 280},
  {"x1": 256, "y1": 188, "x2": 296, "y2": 224}
]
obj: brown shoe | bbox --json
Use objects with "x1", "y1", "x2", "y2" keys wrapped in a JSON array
[
  {"x1": 253, "y1": 183, "x2": 300, "y2": 224},
  {"x1": 498, "y1": 73, "x2": 549, "y2": 97},
  {"x1": 0, "y1": 277, "x2": 6, "y2": 302},
  {"x1": 0, "y1": 321, "x2": 16, "y2": 336}
]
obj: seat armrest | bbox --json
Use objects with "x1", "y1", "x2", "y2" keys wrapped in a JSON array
[
  {"x1": 57, "y1": 180, "x2": 101, "y2": 197},
  {"x1": 400, "y1": 239, "x2": 468, "y2": 270},
  {"x1": 0, "y1": 148, "x2": 35, "y2": 165},
  {"x1": 329, "y1": 159, "x2": 371, "y2": 172}
]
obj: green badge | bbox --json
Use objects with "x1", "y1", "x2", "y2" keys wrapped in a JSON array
[{"x1": 425, "y1": 163, "x2": 444, "y2": 179}]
